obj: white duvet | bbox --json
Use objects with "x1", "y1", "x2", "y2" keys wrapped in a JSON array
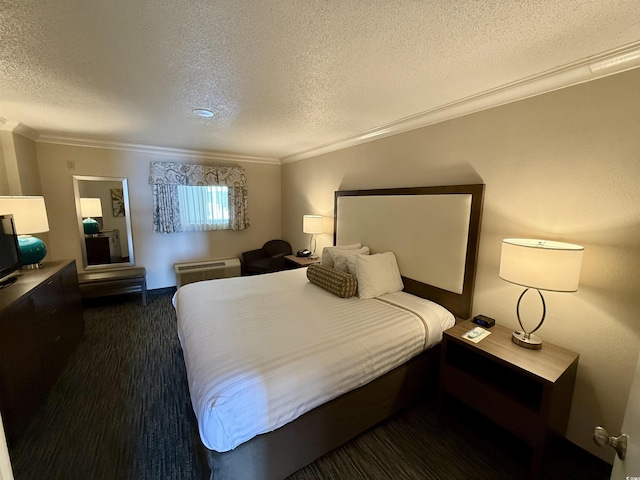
[{"x1": 173, "y1": 268, "x2": 454, "y2": 452}]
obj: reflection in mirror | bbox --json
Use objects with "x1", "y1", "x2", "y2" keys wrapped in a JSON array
[{"x1": 72, "y1": 176, "x2": 135, "y2": 270}]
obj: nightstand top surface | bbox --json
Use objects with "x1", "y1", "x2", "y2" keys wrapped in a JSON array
[
  {"x1": 445, "y1": 320, "x2": 579, "y2": 383},
  {"x1": 284, "y1": 255, "x2": 321, "y2": 267}
]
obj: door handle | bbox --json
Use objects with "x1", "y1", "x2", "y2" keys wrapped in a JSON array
[{"x1": 593, "y1": 426, "x2": 627, "y2": 460}]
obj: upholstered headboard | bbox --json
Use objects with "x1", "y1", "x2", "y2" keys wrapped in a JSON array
[{"x1": 334, "y1": 184, "x2": 484, "y2": 319}]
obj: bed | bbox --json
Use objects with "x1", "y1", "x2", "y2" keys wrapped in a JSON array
[{"x1": 173, "y1": 184, "x2": 484, "y2": 480}]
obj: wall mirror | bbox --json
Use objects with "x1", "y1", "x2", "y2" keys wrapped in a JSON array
[{"x1": 72, "y1": 175, "x2": 135, "y2": 270}]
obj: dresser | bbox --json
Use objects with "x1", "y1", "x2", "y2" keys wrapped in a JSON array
[
  {"x1": 0, "y1": 260, "x2": 84, "y2": 446},
  {"x1": 85, "y1": 229, "x2": 122, "y2": 264}
]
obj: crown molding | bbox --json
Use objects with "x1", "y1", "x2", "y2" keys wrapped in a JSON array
[
  {"x1": 36, "y1": 135, "x2": 280, "y2": 165},
  {"x1": 0, "y1": 119, "x2": 39, "y2": 140},
  {"x1": 280, "y1": 42, "x2": 640, "y2": 163},
  {"x1": 7, "y1": 42, "x2": 640, "y2": 165}
]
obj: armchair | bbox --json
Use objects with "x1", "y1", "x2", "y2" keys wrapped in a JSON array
[{"x1": 241, "y1": 240, "x2": 292, "y2": 275}]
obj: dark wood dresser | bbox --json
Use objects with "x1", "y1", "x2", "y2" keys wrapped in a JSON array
[
  {"x1": 0, "y1": 260, "x2": 84, "y2": 446},
  {"x1": 85, "y1": 230, "x2": 122, "y2": 265}
]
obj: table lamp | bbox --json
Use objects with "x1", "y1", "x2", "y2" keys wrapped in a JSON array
[
  {"x1": 80, "y1": 198, "x2": 103, "y2": 234},
  {"x1": 0, "y1": 196, "x2": 50, "y2": 268},
  {"x1": 303, "y1": 215, "x2": 323, "y2": 258},
  {"x1": 499, "y1": 238, "x2": 584, "y2": 349}
]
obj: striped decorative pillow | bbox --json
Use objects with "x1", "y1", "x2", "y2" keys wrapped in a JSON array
[{"x1": 306, "y1": 264, "x2": 358, "y2": 298}]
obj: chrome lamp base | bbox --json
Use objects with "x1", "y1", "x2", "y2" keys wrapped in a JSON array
[
  {"x1": 512, "y1": 331, "x2": 543, "y2": 350},
  {"x1": 512, "y1": 288, "x2": 546, "y2": 350}
]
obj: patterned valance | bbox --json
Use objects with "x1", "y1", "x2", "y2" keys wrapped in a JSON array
[
  {"x1": 149, "y1": 161, "x2": 249, "y2": 233},
  {"x1": 149, "y1": 161, "x2": 246, "y2": 187}
]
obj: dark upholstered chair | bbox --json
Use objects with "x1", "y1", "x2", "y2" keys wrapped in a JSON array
[{"x1": 241, "y1": 240, "x2": 292, "y2": 275}]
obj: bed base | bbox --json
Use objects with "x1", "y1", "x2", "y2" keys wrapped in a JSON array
[{"x1": 201, "y1": 346, "x2": 440, "y2": 480}]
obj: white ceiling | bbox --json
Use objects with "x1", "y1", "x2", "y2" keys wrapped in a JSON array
[{"x1": 1, "y1": 1, "x2": 639, "y2": 163}]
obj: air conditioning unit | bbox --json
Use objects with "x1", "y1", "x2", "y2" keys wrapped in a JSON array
[{"x1": 174, "y1": 257, "x2": 241, "y2": 288}]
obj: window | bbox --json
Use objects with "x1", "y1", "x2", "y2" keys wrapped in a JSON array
[
  {"x1": 177, "y1": 185, "x2": 229, "y2": 231},
  {"x1": 149, "y1": 161, "x2": 249, "y2": 233}
]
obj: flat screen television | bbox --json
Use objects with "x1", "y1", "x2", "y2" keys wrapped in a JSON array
[{"x1": 0, "y1": 214, "x2": 21, "y2": 289}]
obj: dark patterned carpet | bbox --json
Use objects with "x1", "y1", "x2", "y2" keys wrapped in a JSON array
[{"x1": 9, "y1": 292, "x2": 611, "y2": 480}]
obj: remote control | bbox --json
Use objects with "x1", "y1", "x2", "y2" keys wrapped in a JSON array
[{"x1": 467, "y1": 327, "x2": 485, "y2": 339}]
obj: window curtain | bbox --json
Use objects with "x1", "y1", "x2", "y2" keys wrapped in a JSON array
[
  {"x1": 151, "y1": 184, "x2": 182, "y2": 233},
  {"x1": 177, "y1": 185, "x2": 229, "y2": 231},
  {"x1": 148, "y1": 161, "x2": 249, "y2": 233}
]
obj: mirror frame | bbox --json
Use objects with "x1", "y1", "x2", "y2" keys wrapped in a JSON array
[{"x1": 72, "y1": 175, "x2": 135, "y2": 270}]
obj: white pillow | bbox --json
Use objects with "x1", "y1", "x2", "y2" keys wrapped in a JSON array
[
  {"x1": 346, "y1": 255, "x2": 358, "y2": 275},
  {"x1": 331, "y1": 246, "x2": 370, "y2": 272},
  {"x1": 321, "y1": 243, "x2": 362, "y2": 268},
  {"x1": 356, "y1": 252, "x2": 404, "y2": 299}
]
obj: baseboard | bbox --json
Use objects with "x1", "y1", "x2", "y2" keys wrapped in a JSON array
[{"x1": 148, "y1": 286, "x2": 177, "y2": 296}]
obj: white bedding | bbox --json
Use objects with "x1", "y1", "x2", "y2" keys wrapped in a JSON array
[{"x1": 173, "y1": 268, "x2": 454, "y2": 452}]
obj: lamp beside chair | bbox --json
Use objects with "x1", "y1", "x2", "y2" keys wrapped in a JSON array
[{"x1": 302, "y1": 215, "x2": 323, "y2": 258}]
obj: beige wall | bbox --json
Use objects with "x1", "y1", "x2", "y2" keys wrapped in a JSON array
[
  {"x1": 282, "y1": 68, "x2": 640, "y2": 462},
  {"x1": 0, "y1": 136, "x2": 8, "y2": 196},
  {"x1": 12, "y1": 134, "x2": 41, "y2": 195},
  {"x1": 0, "y1": 131, "x2": 50, "y2": 248},
  {"x1": 36, "y1": 143, "x2": 282, "y2": 289},
  {"x1": 0, "y1": 131, "x2": 42, "y2": 196},
  {"x1": 0, "y1": 132, "x2": 19, "y2": 196}
]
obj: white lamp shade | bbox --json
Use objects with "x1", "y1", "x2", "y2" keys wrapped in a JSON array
[
  {"x1": 303, "y1": 215, "x2": 323, "y2": 234},
  {"x1": 80, "y1": 198, "x2": 103, "y2": 218},
  {"x1": 0, "y1": 196, "x2": 50, "y2": 234},
  {"x1": 499, "y1": 238, "x2": 584, "y2": 292}
]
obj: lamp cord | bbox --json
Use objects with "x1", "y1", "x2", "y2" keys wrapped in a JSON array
[{"x1": 516, "y1": 288, "x2": 547, "y2": 339}]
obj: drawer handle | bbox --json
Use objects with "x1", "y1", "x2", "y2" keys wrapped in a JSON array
[
  {"x1": 54, "y1": 335, "x2": 62, "y2": 342},
  {"x1": 46, "y1": 280, "x2": 54, "y2": 286}
]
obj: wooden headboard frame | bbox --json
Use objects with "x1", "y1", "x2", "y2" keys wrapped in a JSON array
[{"x1": 334, "y1": 184, "x2": 484, "y2": 319}]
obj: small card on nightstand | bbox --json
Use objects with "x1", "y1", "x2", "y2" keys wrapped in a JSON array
[{"x1": 462, "y1": 326, "x2": 492, "y2": 343}]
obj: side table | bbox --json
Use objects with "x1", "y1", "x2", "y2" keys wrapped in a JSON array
[
  {"x1": 438, "y1": 320, "x2": 579, "y2": 478},
  {"x1": 284, "y1": 255, "x2": 321, "y2": 269}
]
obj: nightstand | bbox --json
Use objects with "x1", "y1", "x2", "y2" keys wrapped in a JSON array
[
  {"x1": 284, "y1": 255, "x2": 321, "y2": 269},
  {"x1": 438, "y1": 320, "x2": 579, "y2": 478}
]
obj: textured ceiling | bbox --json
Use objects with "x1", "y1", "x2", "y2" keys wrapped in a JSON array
[{"x1": 1, "y1": 0, "x2": 639, "y2": 161}]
